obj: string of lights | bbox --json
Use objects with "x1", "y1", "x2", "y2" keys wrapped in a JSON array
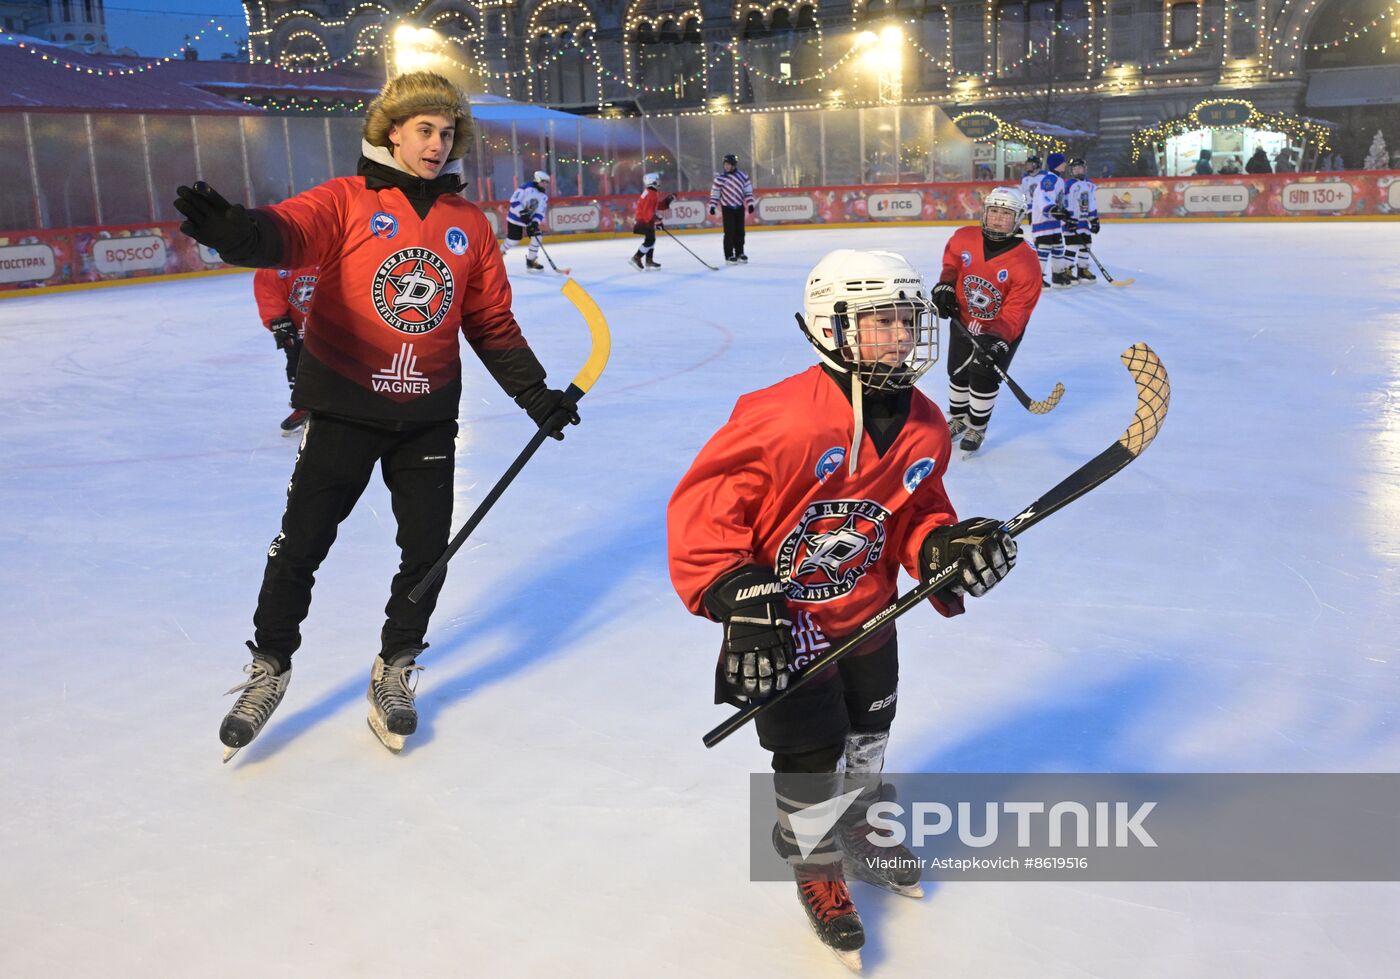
[{"x1": 1, "y1": 22, "x2": 233, "y2": 76}]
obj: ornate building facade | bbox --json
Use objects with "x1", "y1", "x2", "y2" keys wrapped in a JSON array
[{"x1": 240, "y1": 0, "x2": 1399, "y2": 167}]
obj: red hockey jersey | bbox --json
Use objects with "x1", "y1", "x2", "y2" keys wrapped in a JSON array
[
  {"x1": 668, "y1": 366, "x2": 964, "y2": 656},
  {"x1": 262, "y1": 176, "x2": 532, "y2": 423},
  {"x1": 252, "y1": 266, "x2": 317, "y2": 335},
  {"x1": 939, "y1": 225, "x2": 1042, "y2": 343}
]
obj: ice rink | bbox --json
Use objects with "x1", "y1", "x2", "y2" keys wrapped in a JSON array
[{"x1": 2, "y1": 220, "x2": 1398, "y2": 977}]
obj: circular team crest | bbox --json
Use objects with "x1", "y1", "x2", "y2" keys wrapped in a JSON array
[
  {"x1": 372, "y1": 247, "x2": 455, "y2": 334},
  {"x1": 962, "y1": 273, "x2": 1004, "y2": 321},
  {"x1": 288, "y1": 274, "x2": 316, "y2": 314},
  {"x1": 445, "y1": 227, "x2": 469, "y2": 255},
  {"x1": 776, "y1": 499, "x2": 890, "y2": 603},
  {"x1": 370, "y1": 211, "x2": 399, "y2": 239},
  {"x1": 814, "y1": 446, "x2": 845, "y2": 483},
  {"x1": 903, "y1": 458, "x2": 935, "y2": 493}
]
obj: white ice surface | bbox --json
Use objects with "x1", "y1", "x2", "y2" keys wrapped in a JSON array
[{"x1": 1, "y1": 222, "x2": 1398, "y2": 977}]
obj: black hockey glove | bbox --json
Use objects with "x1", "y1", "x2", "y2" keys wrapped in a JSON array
[
  {"x1": 709, "y1": 205, "x2": 717, "y2": 216},
  {"x1": 269, "y1": 317, "x2": 298, "y2": 351},
  {"x1": 514, "y1": 383, "x2": 579, "y2": 441},
  {"x1": 662, "y1": 194, "x2": 676, "y2": 209},
  {"x1": 932, "y1": 281, "x2": 959, "y2": 320},
  {"x1": 1050, "y1": 205, "x2": 1071, "y2": 223},
  {"x1": 747, "y1": 203, "x2": 755, "y2": 214},
  {"x1": 526, "y1": 220, "x2": 540, "y2": 238},
  {"x1": 976, "y1": 337, "x2": 1012, "y2": 368},
  {"x1": 654, "y1": 218, "x2": 665, "y2": 231},
  {"x1": 174, "y1": 182, "x2": 258, "y2": 258},
  {"x1": 703, "y1": 566, "x2": 793, "y2": 702},
  {"x1": 921, "y1": 518, "x2": 1017, "y2": 598},
  {"x1": 1089, "y1": 218, "x2": 1100, "y2": 234}
]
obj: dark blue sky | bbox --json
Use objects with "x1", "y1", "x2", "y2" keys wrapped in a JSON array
[{"x1": 103, "y1": 0, "x2": 247, "y2": 60}]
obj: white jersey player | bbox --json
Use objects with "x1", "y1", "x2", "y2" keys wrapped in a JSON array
[
  {"x1": 502, "y1": 171, "x2": 550, "y2": 271},
  {"x1": 1018, "y1": 155, "x2": 1042, "y2": 222},
  {"x1": 1029, "y1": 152, "x2": 1070, "y2": 287},
  {"x1": 1062, "y1": 158, "x2": 1100, "y2": 282}
]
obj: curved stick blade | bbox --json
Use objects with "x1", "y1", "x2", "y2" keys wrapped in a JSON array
[
  {"x1": 1029, "y1": 382, "x2": 1067, "y2": 415},
  {"x1": 1117, "y1": 342, "x2": 1170, "y2": 457}
]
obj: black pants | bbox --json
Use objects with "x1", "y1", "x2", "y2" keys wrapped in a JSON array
[
  {"x1": 721, "y1": 206, "x2": 746, "y2": 259},
  {"x1": 947, "y1": 329, "x2": 1022, "y2": 432},
  {"x1": 252, "y1": 413, "x2": 457, "y2": 663},
  {"x1": 283, "y1": 340, "x2": 301, "y2": 389},
  {"x1": 633, "y1": 222, "x2": 656, "y2": 251}
]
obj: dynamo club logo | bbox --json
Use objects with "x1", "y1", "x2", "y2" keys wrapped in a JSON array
[
  {"x1": 776, "y1": 499, "x2": 890, "y2": 603},
  {"x1": 444, "y1": 227, "x2": 469, "y2": 256},
  {"x1": 903, "y1": 457, "x2": 935, "y2": 493},
  {"x1": 372, "y1": 247, "x2": 455, "y2": 334},
  {"x1": 370, "y1": 211, "x2": 399, "y2": 239},
  {"x1": 814, "y1": 446, "x2": 845, "y2": 483},
  {"x1": 962, "y1": 274, "x2": 1004, "y2": 321}
]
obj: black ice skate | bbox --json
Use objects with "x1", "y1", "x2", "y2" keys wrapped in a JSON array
[
  {"x1": 725, "y1": 256, "x2": 739, "y2": 265},
  {"x1": 280, "y1": 408, "x2": 308, "y2": 436},
  {"x1": 960, "y1": 427, "x2": 986, "y2": 456},
  {"x1": 219, "y1": 643, "x2": 291, "y2": 763},
  {"x1": 736, "y1": 254, "x2": 749, "y2": 263},
  {"x1": 525, "y1": 257, "x2": 544, "y2": 272},
  {"x1": 795, "y1": 863, "x2": 866, "y2": 972},
  {"x1": 1052, "y1": 269, "x2": 1074, "y2": 286},
  {"x1": 366, "y1": 648, "x2": 425, "y2": 753},
  {"x1": 629, "y1": 252, "x2": 645, "y2": 271},
  {"x1": 838, "y1": 816, "x2": 925, "y2": 899},
  {"x1": 1077, "y1": 266, "x2": 1097, "y2": 282},
  {"x1": 645, "y1": 254, "x2": 661, "y2": 269},
  {"x1": 947, "y1": 414, "x2": 969, "y2": 441}
]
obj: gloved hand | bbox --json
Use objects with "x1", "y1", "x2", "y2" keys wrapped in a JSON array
[
  {"x1": 1050, "y1": 205, "x2": 1071, "y2": 222},
  {"x1": 1089, "y1": 218, "x2": 1100, "y2": 234},
  {"x1": 269, "y1": 317, "x2": 298, "y2": 350},
  {"x1": 921, "y1": 517, "x2": 1017, "y2": 599},
  {"x1": 709, "y1": 206, "x2": 716, "y2": 216},
  {"x1": 977, "y1": 336, "x2": 1011, "y2": 367},
  {"x1": 514, "y1": 383, "x2": 579, "y2": 441},
  {"x1": 746, "y1": 203, "x2": 755, "y2": 214},
  {"x1": 662, "y1": 194, "x2": 676, "y2": 209},
  {"x1": 526, "y1": 220, "x2": 540, "y2": 238},
  {"x1": 932, "y1": 281, "x2": 959, "y2": 320},
  {"x1": 654, "y1": 218, "x2": 664, "y2": 231},
  {"x1": 703, "y1": 566, "x2": 793, "y2": 702},
  {"x1": 174, "y1": 182, "x2": 258, "y2": 257}
]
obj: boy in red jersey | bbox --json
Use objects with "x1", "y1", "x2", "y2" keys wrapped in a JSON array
[
  {"x1": 252, "y1": 265, "x2": 317, "y2": 434},
  {"x1": 932, "y1": 186, "x2": 1043, "y2": 454},
  {"x1": 667, "y1": 249, "x2": 1017, "y2": 968},
  {"x1": 629, "y1": 172, "x2": 674, "y2": 270},
  {"x1": 175, "y1": 72, "x2": 580, "y2": 759}
]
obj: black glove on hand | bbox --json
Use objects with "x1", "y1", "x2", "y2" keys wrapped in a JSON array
[
  {"x1": 921, "y1": 517, "x2": 1017, "y2": 598},
  {"x1": 709, "y1": 206, "x2": 716, "y2": 216},
  {"x1": 514, "y1": 383, "x2": 579, "y2": 441},
  {"x1": 1089, "y1": 218, "x2": 1100, "y2": 234},
  {"x1": 746, "y1": 203, "x2": 755, "y2": 214},
  {"x1": 703, "y1": 566, "x2": 793, "y2": 702},
  {"x1": 1050, "y1": 205, "x2": 1071, "y2": 222},
  {"x1": 269, "y1": 317, "x2": 298, "y2": 350},
  {"x1": 662, "y1": 194, "x2": 676, "y2": 209},
  {"x1": 654, "y1": 218, "x2": 664, "y2": 231},
  {"x1": 978, "y1": 337, "x2": 1011, "y2": 367},
  {"x1": 526, "y1": 220, "x2": 540, "y2": 238},
  {"x1": 932, "y1": 281, "x2": 959, "y2": 320},
  {"x1": 174, "y1": 182, "x2": 258, "y2": 257}
]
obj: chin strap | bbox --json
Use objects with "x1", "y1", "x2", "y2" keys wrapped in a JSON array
[{"x1": 848, "y1": 378, "x2": 863, "y2": 476}]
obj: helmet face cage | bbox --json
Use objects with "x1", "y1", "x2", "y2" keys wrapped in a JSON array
[
  {"x1": 981, "y1": 187, "x2": 1027, "y2": 241},
  {"x1": 830, "y1": 295, "x2": 939, "y2": 391}
]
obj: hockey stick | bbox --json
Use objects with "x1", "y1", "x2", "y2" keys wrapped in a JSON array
[
  {"x1": 702, "y1": 342, "x2": 1169, "y2": 748},
  {"x1": 660, "y1": 225, "x2": 720, "y2": 271},
  {"x1": 950, "y1": 317, "x2": 1065, "y2": 415},
  {"x1": 409, "y1": 278, "x2": 611, "y2": 603},
  {"x1": 1083, "y1": 245, "x2": 1134, "y2": 287},
  {"x1": 532, "y1": 235, "x2": 572, "y2": 276}
]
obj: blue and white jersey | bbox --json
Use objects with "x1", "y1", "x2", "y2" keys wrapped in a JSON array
[
  {"x1": 1019, "y1": 170, "x2": 1043, "y2": 217},
  {"x1": 1067, "y1": 178, "x2": 1098, "y2": 231},
  {"x1": 507, "y1": 181, "x2": 549, "y2": 228},
  {"x1": 1030, "y1": 171, "x2": 1067, "y2": 234}
]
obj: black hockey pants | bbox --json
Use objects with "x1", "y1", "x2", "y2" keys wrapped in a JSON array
[{"x1": 721, "y1": 206, "x2": 746, "y2": 259}]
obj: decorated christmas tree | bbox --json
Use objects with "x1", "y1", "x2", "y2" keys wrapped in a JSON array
[{"x1": 1364, "y1": 130, "x2": 1389, "y2": 171}]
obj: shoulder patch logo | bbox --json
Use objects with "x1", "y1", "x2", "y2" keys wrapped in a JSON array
[
  {"x1": 444, "y1": 227, "x2": 469, "y2": 255},
  {"x1": 370, "y1": 211, "x2": 399, "y2": 239},
  {"x1": 903, "y1": 457, "x2": 936, "y2": 493},
  {"x1": 960, "y1": 250, "x2": 972, "y2": 267},
  {"x1": 997, "y1": 268, "x2": 1009, "y2": 283},
  {"x1": 372, "y1": 247, "x2": 455, "y2": 334},
  {"x1": 815, "y1": 446, "x2": 846, "y2": 483},
  {"x1": 277, "y1": 269, "x2": 288, "y2": 278}
]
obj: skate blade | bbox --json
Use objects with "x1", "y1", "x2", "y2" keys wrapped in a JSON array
[
  {"x1": 367, "y1": 712, "x2": 406, "y2": 753},
  {"x1": 280, "y1": 427, "x2": 302, "y2": 438},
  {"x1": 222, "y1": 745, "x2": 241, "y2": 764},
  {"x1": 829, "y1": 947, "x2": 862, "y2": 973}
]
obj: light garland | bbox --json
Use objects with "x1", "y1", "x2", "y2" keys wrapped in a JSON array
[
  {"x1": 1129, "y1": 96, "x2": 1333, "y2": 161},
  {"x1": 2, "y1": 22, "x2": 235, "y2": 76},
  {"x1": 1303, "y1": 0, "x2": 1400, "y2": 50},
  {"x1": 950, "y1": 110, "x2": 1067, "y2": 152}
]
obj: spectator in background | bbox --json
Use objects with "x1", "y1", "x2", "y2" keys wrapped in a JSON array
[
  {"x1": 1245, "y1": 147, "x2": 1272, "y2": 174},
  {"x1": 1331, "y1": 151, "x2": 1345, "y2": 171},
  {"x1": 1099, "y1": 162, "x2": 1114, "y2": 179},
  {"x1": 1194, "y1": 149, "x2": 1214, "y2": 175},
  {"x1": 1218, "y1": 157, "x2": 1241, "y2": 175},
  {"x1": 1275, "y1": 149, "x2": 1296, "y2": 173}
]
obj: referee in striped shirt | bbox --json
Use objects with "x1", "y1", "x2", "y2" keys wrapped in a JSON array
[{"x1": 708, "y1": 153, "x2": 756, "y2": 264}]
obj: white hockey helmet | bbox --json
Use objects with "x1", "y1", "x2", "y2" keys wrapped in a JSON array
[
  {"x1": 801, "y1": 249, "x2": 937, "y2": 391},
  {"x1": 643, "y1": 171, "x2": 661, "y2": 188},
  {"x1": 981, "y1": 186, "x2": 1028, "y2": 240},
  {"x1": 533, "y1": 170, "x2": 550, "y2": 184}
]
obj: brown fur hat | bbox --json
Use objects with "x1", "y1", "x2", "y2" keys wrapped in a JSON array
[{"x1": 363, "y1": 71, "x2": 471, "y2": 161}]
